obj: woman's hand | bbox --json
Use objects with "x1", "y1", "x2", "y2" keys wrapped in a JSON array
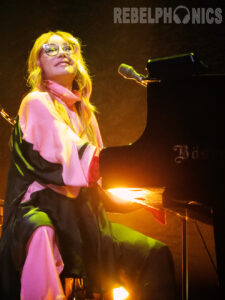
[{"x1": 96, "y1": 186, "x2": 143, "y2": 213}]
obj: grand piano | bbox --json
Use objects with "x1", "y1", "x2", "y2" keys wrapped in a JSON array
[{"x1": 99, "y1": 53, "x2": 225, "y2": 299}]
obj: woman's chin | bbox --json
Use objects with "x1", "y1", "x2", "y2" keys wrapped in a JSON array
[{"x1": 65, "y1": 65, "x2": 76, "y2": 74}]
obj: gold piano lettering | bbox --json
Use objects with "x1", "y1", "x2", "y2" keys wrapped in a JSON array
[
  {"x1": 173, "y1": 145, "x2": 189, "y2": 163},
  {"x1": 173, "y1": 145, "x2": 225, "y2": 163},
  {"x1": 191, "y1": 146, "x2": 200, "y2": 160}
]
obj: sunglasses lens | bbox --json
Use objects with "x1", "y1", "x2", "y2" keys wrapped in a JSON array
[
  {"x1": 62, "y1": 44, "x2": 74, "y2": 53},
  {"x1": 43, "y1": 44, "x2": 58, "y2": 56}
]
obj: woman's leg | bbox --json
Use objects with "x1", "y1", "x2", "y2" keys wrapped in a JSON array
[
  {"x1": 110, "y1": 222, "x2": 177, "y2": 300},
  {"x1": 20, "y1": 226, "x2": 65, "y2": 300}
]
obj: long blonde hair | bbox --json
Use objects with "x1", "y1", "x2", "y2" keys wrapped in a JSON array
[{"x1": 27, "y1": 30, "x2": 98, "y2": 146}]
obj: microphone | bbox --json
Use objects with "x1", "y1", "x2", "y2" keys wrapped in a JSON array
[
  {"x1": 118, "y1": 64, "x2": 161, "y2": 87},
  {"x1": 118, "y1": 64, "x2": 146, "y2": 82}
]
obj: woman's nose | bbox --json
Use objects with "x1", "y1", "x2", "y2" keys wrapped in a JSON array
[{"x1": 58, "y1": 49, "x2": 67, "y2": 57}]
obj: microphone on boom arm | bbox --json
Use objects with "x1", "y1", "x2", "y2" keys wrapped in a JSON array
[{"x1": 118, "y1": 64, "x2": 161, "y2": 87}]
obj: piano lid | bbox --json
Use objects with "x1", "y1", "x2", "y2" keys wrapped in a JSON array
[
  {"x1": 147, "y1": 52, "x2": 209, "y2": 79},
  {"x1": 100, "y1": 53, "x2": 225, "y2": 204}
]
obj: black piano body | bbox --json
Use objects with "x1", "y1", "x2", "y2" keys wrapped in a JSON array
[{"x1": 99, "y1": 53, "x2": 225, "y2": 298}]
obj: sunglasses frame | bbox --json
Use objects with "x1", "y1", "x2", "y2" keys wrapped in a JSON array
[{"x1": 42, "y1": 43, "x2": 75, "y2": 57}]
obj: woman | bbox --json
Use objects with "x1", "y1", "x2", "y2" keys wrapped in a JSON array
[{"x1": 0, "y1": 31, "x2": 177, "y2": 300}]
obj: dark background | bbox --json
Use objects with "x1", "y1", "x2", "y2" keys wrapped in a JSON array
[{"x1": 0, "y1": 1, "x2": 224, "y2": 298}]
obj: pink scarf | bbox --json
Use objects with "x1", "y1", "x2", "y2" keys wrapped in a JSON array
[{"x1": 43, "y1": 80, "x2": 81, "y2": 109}]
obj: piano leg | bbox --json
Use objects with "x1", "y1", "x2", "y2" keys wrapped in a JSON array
[
  {"x1": 213, "y1": 199, "x2": 225, "y2": 300},
  {"x1": 182, "y1": 210, "x2": 188, "y2": 300}
]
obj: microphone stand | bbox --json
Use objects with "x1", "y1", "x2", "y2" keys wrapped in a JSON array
[{"x1": 0, "y1": 104, "x2": 16, "y2": 126}]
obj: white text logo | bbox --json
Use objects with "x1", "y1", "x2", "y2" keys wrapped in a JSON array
[{"x1": 114, "y1": 7, "x2": 223, "y2": 25}]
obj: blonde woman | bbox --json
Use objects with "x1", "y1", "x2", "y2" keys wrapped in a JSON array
[{"x1": 0, "y1": 31, "x2": 177, "y2": 300}]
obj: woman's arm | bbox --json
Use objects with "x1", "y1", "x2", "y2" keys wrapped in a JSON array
[{"x1": 13, "y1": 91, "x2": 99, "y2": 189}]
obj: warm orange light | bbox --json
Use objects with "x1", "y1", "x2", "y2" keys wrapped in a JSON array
[
  {"x1": 107, "y1": 187, "x2": 164, "y2": 210},
  {"x1": 113, "y1": 287, "x2": 129, "y2": 300},
  {"x1": 107, "y1": 187, "x2": 152, "y2": 203}
]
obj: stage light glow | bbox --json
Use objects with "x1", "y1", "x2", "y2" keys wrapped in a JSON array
[
  {"x1": 107, "y1": 187, "x2": 164, "y2": 207},
  {"x1": 107, "y1": 187, "x2": 152, "y2": 204},
  {"x1": 107, "y1": 187, "x2": 166, "y2": 224},
  {"x1": 113, "y1": 287, "x2": 129, "y2": 300}
]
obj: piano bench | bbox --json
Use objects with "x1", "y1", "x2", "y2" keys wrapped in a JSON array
[{"x1": 62, "y1": 276, "x2": 106, "y2": 300}]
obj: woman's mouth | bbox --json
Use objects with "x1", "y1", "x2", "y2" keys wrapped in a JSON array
[{"x1": 55, "y1": 60, "x2": 71, "y2": 66}]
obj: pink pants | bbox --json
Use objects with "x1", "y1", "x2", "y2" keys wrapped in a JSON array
[{"x1": 20, "y1": 226, "x2": 65, "y2": 300}]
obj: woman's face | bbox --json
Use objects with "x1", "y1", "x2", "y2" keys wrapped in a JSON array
[{"x1": 38, "y1": 34, "x2": 77, "y2": 85}]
